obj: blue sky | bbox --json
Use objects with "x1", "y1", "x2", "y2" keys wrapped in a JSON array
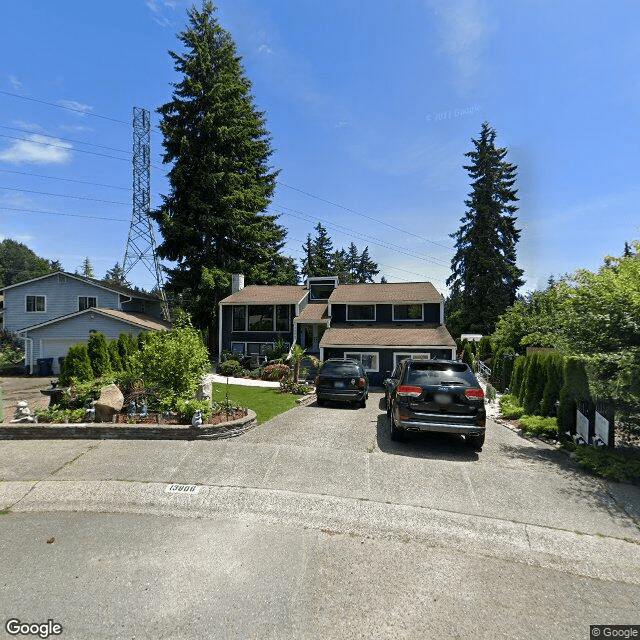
[{"x1": 1, "y1": 1, "x2": 639, "y2": 294}]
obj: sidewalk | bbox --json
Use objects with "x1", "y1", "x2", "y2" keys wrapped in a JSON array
[{"x1": 206, "y1": 373, "x2": 280, "y2": 388}]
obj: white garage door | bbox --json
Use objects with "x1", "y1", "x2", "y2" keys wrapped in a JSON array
[{"x1": 41, "y1": 339, "x2": 87, "y2": 374}]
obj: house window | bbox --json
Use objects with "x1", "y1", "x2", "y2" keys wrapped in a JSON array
[
  {"x1": 79, "y1": 296, "x2": 97, "y2": 311},
  {"x1": 276, "y1": 305, "x2": 290, "y2": 332},
  {"x1": 232, "y1": 306, "x2": 247, "y2": 332},
  {"x1": 393, "y1": 304, "x2": 423, "y2": 321},
  {"x1": 26, "y1": 295, "x2": 45, "y2": 312},
  {"x1": 247, "y1": 342, "x2": 275, "y2": 355},
  {"x1": 393, "y1": 352, "x2": 431, "y2": 367},
  {"x1": 346, "y1": 304, "x2": 375, "y2": 321},
  {"x1": 345, "y1": 352, "x2": 379, "y2": 372},
  {"x1": 231, "y1": 342, "x2": 245, "y2": 355},
  {"x1": 248, "y1": 305, "x2": 274, "y2": 331}
]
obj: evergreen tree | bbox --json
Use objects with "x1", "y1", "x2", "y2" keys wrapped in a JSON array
[
  {"x1": 151, "y1": 1, "x2": 290, "y2": 335},
  {"x1": 355, "y1": 246, "x2": 379, "y2": 283},
  {"x1": 301, "y1": 223, "x2": 333, "y2": 277},
  {"x1": 447, "y1": 122, "x2": 524, "y2": 335},
  {"x1": 81, "y1": 257, "x2": 95, "y2": 278},
  {"x1": 104, "y1": 262, "x2": 131, "y2": 288},
  {"x1": 0, "y1": 239, "x2": 56, "y2": 288}
]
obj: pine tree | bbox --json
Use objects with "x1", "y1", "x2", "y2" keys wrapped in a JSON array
[
  {"x1": 301, "y1": 223, "x2": 334, "y2": 277},
  {"x1": 81, "y1": 257, "x2": 94, "y2": 278},
  {"x1": 447, "y1": 122, "x2": 524, "y2": 335},
  {"x1": 104, "y1": 262, "x2": 131, "y2": 287},
  {"x1": 355, "y1": 246, "x2": 379, "y2": 283},
  {"x1": 151, "y1": 1, "x2": 291, "y2": 335}
]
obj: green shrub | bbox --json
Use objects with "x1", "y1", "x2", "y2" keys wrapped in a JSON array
[
  {"x1": 518, "y1": 415, "x2": 559, "y2": 438},
  {"x1": 107, "y1": 339, "x2": 123, "y2": 373},
  {"x1": 477, "y1": 336, "x2": 492, "y2": 360},
  {"x1": 118, "y1": 333, "x2": 138, "y2": 371},
  {"x1": 279, "y1": 376, "x2": 311, "y2": 395},
  {"x1": 540, "y1": 352, "x2": 565, "y2": 417},
  {"x1": 174, "y1": 398, "x2": 213, "y2": 422},
  {"x1": 571, "y1": 445, "x2": 640, "y2": 484},
  {"x1": 218, "y1": 359, "x2": 242, "y2": 377},
  {"x1": 557, "y1": 357, "x2": 592, "y2": 431},
  {"x1": 522, "y1": 352, "x2": 547, "y2": 415},
  {"x1": 87, "y1": 332, "x2": 112, "y2": 378},
  {"x1": 137, "y1": 326, "x2": 211, "y2": 406},
  {"x1": 261, "y1": 363, "x2": 290, "y2": 381},
  {"x1": 510, "y1": 355, "x2": 526, "y2": 397},
  {"x1": 59, "y1": 344, "x2": 94, "y2": 386},
  {"x1": 249, "y1": 368, "x2": 262, "y2": 379},
  {"x1": 499, "y1": 394, "x2": 525, "y2": 419}
]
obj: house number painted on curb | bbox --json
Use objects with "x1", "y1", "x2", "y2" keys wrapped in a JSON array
[{"x1": 166, "y1": 483, "x2": 200, "y2": 494}]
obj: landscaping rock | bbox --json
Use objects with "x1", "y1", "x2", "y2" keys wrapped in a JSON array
[
  {"x1": 196, "y1": 379, "x2": 212, "y2": 401},
  {"x1": 93, "y1": 384, "x2": 124, "y2": 422}
]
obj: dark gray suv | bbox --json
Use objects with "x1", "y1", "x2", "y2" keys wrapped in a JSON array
[
  {"x1": 315, "y1": 359, "x2": 369, "y2": 408},
  {"x1": 386, "y1": 359, "x2": 486, "y2": 450}
]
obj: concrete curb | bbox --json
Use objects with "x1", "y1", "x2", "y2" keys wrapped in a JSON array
[{"x1": 0, "y1": 409, "x2": 258, "y2": 440}]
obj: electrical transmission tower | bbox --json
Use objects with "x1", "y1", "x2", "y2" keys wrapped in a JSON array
[{"x1": 123, "y1": 106, "x2": 169, "y2": 319}]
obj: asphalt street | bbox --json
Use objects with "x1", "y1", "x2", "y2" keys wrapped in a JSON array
[{"x1": 1, "y1": 392, "x2": 639, "y2": 639}]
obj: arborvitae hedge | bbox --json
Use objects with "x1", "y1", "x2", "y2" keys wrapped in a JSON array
[
  {"x1": 540, "y1": 353, "x2": 565, "y2": 417},
  {"x1": 522, "y1": 352, "x2": 547, "y2": 415},
  {"x1": 118, "y1": 332, "x2": 138, "y2": 371},
  {"x1": 510, "y1": 355, "x2": 526, "y2": 397},
  {"x1": 557, "y1": 357, "x2": 592, "y2": 431},
  {"x1": 107, "y1": 339, "x2": 123, "y2": 373},
  {"x1": 478, "y1": 336, "x2": 492, "y2": 361},
  {"x1": 87, "y1": 332, "x2": 112, "y2": 378},
  {"x1": 59, "y1": 344, "x2": 94, "y2": 385}
]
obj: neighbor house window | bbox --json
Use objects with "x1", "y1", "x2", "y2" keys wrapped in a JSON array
[
  {"x1": 393, "y1": 352, "x2": 431, "y2": 367},
  {"x1": 346, "y1": 304, "x2": 375, "y2": 321},
  {"x1": 393, "y1": 304, "x2": 423, "y2": 321},
  {"x1": 79, "y1": 296, "x2": 97, "y2": 311},
  {"x1": 26, "y1": 295, "x2": 45, "y2": 312},
  {"x1": 344, "y1": 352, "x2": 379, "y2": 372},
  {"x1": 232, "y1": 306, "x2": 246, "y2": 332}
]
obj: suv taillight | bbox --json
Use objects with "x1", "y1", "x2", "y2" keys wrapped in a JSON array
[
  {"x1": 397, "y1": 385, "x2": 422, "y2": 397},
  {"x1": 465, "y1": 388, "x2": 484, "y2": 399}
]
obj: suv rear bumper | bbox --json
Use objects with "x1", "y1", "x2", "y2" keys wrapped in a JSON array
[
  {"x1": 317, "y1": 389, "x2": 366, "y2": 403},
  {"x1": 397, "y1": 419, "x2": 485, "y2": 436}
]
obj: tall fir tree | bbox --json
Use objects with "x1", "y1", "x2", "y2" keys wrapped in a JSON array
[
  {"x1": 151, "y1": 1, "x2": 293, "y2": 335},
  {"x1": 301, "y1": 223, "x2": 334, "y2": 278},
  {"x1": 446, "y1": 122, "x2": 524, "y2": 335}
]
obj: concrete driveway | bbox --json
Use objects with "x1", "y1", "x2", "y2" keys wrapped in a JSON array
[{"x1": 1, "y1": 391, "x2": 639, "y2": 639}]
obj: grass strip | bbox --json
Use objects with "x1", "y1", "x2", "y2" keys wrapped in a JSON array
[{"x1": 211, "y1": 382, "x2": 302, "y2": 425}]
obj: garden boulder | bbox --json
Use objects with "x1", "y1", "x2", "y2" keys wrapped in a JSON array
[{"x1": 93, "y1": 384, "x2": 124, "y2": 422}]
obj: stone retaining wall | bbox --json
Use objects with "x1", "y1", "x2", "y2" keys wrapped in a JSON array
[{"x1": 0, "y1": 410, "x2": 257, "y2": 440}]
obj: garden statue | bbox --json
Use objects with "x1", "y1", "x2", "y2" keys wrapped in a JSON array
[
  {"x1": 140, "y1": 401, "x2": 148, "y2": 418},
  {"x1": 127, "y1": 400, "x2": 137, "y2": 417},
  {"x1": 191, "y1": 410, "x2": 203, "y2": 427},
  {"x1": 11, "y1": 401, "x2": 35, "y2": 424}
]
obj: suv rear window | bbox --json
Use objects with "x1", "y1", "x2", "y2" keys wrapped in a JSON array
[
  {"x1": 406, "y1": 361, "x2": 472, "y2": 385},
  {"x1": 322, "y1": 361, "x2": 361, "y2": 376}
]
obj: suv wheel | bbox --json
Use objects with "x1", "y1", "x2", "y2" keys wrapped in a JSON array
[{"x1": 466, "y1": 433, "x2": 485, "y2": 451}]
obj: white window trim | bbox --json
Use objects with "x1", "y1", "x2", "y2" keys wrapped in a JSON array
[
  {"x1": 236, "y1": 304, "x2": 292, "y2": 333},
  {"x1": 232, "y1": 305, "x2": 247, "y2": 332},
  {"x1": 25, "y1": 294, "x2": 46, "y2": 313},
  {"x1": 392, "y1": 303, "x2": 424, "y2": 322},
  {"x1": 393, "y1": 352, "x2": 431, "y2": 367},
  {"x1": 346, "y1": 304, "x2": 376, "y2": 322},
  {"x1": 78, "y1": 295, "x2": 97, "y2": 311},
  {"x1": 344, "y1": 351, "x2": 379, "y2": 373},
  {"x1": 231, "y1": 341, "x2": 283, "y2": 356}
]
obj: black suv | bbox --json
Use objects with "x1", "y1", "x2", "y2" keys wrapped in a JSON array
[
  {"x1": 315, "y1": 359, "x2": 369, "y2": 408},
  {"x1": 386, "y1": 359, "x2": 486, "y2": 450}
]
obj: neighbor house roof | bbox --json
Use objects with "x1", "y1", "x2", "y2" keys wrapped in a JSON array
[
  {"x1": 18, "y1": 307, "x2": 172, "y2": 333},
  {"x1": 328, "y1": 282, "x2": 442, "y2": 304},
  {"x1": 320, "y1": 324, "x2": 455, "y2": 348},
  {"x1": 220, "y1": 285, "x2": 307, "y2": 305}
]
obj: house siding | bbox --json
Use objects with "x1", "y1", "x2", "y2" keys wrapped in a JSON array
[{"x1": 3, "y1": 276, "x2": 120, "y2": 332}]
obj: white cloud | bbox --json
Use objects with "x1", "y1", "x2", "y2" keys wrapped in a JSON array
[
  {"x1": 429, "y1": 0, "x2": 492, "y2": 91},
  {"x1": 257, "y1": 43, "x2": 274, "y2": 55},
  {"x1": 0, "y1": 134, "x2": 73, "y2": 164},
  {"x1": 58, "y1": 100, "x2": 94, "y2": 116},
  {"x1": 145, "y1": 0, "x2": 189, "y2": 27},
  {"x1": 8, "y1": 75, "x2": 22, "y2": 90}
]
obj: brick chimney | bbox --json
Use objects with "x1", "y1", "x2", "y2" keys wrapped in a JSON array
[{"x1": 232, "y1": 273, "x2": 245, "y2": 293}]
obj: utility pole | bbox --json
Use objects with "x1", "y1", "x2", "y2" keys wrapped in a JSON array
[{"x1": 123, "y1": 106, "x2": 169, "y2": 320}]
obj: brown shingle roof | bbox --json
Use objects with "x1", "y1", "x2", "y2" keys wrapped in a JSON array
[
  {"x1": 295, "y1": 303, "x2": 328, "y2": 322},
  {"x1": 328, "y1": 282, "x2": 442, "y2": 304},
  {"x1": 320, "y1": 324, "x2": 455, "y2": 348},
  {"x1": 97, "y1": 308, "x2": 172, "y2": 331},
  {"x1": 220, "y1": 285, "x2": 307, "y2": 305}
]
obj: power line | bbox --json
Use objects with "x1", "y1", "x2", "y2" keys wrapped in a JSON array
[
  {"x1": 0, "y1": 133, "x2": 129, "y2": 162},
  {"x1": 0, "y1": 90, "x2": 129, "y2": 125},
  {"x1": 0, "y1": 169, "x2": 130, "y2": 191},
  {"x1": 277, "y1": 181, "x2": 454, "y2": 251},
  {"x1": 1, "y1": 206, "x2": 128, "y2": 222},
  {"x1": 0, "y1": 125, "x2": 130, "y2": 154},
  {"x1": 0, "y1": 186, "x2": 128, "y2": 206}
]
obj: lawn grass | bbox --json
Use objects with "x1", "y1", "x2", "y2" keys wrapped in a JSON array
[{"x1": 211, "y1": 382, "x2": 303, "y2": 424}]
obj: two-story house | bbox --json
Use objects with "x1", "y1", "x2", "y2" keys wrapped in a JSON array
[
  {"x1": 218, "y1": 275, "x2": 455, "y2": 385},
  {"x1": 2, "y1": 271, "x2": 171, "y2": 374}
]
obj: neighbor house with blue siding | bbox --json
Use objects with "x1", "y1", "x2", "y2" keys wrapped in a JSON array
[
  {"x1": 2, "y1": 272, "x2": 171, "y2": 374},
  {"x1": 218, "y1": 275, "x2": 456, "y2": 385}
]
